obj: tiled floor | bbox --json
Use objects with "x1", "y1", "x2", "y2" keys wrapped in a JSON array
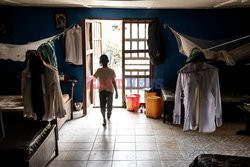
[{"x1": 48, "y1": 108, "x2": 250, "y2": 167}]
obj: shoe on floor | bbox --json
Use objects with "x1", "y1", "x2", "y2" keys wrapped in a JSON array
[
  {"x1": 107, "y1": 114, "x2": 111, "y2": 120},
  {"x1": 102, "y1": 119, "x2": 106, "y2": 126}
]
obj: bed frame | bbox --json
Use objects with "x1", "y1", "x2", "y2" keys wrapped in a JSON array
[
  {"x1": 161, "y1": 87, "x2": 250, "y2": 123},
  {"x1": 26, "y1": 123, "x2": 58, "y2": 167},
  {"x1": 0, "y1": 118, "x2": 58, "y2": 167},
  {"x1": 0, "y1": 95, "x2": 70, "y2": 166},
  {"x1": 57, "y1": 97, "x2": 72, "y2": 130}
]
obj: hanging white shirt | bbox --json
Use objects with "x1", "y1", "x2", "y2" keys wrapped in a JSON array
[
  {"x1": 41, "y1": 63, "x2": 66, "y2": 120},
  {"x1": 65, "y1": 25, "x2": 83, "y2": 65},
  {"x1": 173, "y1": 62, "x2": 223, "y2": 133}
]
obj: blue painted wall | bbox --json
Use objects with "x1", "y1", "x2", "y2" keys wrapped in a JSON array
[{"x1": 0, "y1": 7, "x2": 250, "y2": 102}]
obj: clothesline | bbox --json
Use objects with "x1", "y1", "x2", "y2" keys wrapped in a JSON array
[
  {"x1": 51, "y1": 22, "x2": 79, "y2": 42},
  {"x1": 205, "y1": 35, "x2": 250, "y2": 50},
  {"x1": 0, "y1": 22, "x2": 80, "y2": 62}
]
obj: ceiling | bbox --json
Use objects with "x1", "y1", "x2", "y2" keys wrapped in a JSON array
[{"x1": 0, "y1": 0, "x2": 250, "y2": 9}]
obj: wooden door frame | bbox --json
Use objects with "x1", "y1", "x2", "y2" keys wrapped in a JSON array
[
  {"x1": 82, "y1": 19, "x2": 95, "y2": 115},
  {"x1": 82, "y1": 19, "x2": 87, "y2": 115},
  {"x1": 122, "y1": 19, "x2": 154, "y2": 107},
  {"x1": 85, "y1": 18, "x2": 124, "y2": 108},
  {"x1": 82, "y1": 18, "x2": 154, "y2": 111}
]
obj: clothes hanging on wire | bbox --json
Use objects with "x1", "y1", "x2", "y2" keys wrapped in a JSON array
[
  {"x1": 22, "y1": 50, "x2": 45, "y2": 120},
  {"x1": 41, "y1": 62, "x2": 66, "y2": 120},
  {"x1": 65, "y1": 24, "x2": 83, "y2": 65},
  {"x1": 22, "y1": 50, "x2": 66, "y2": 121},
  {"x1": 38, "y1": 41, "x2": 58, "y2": 68},
  {"x1": 147, "y1": 19, "x2": 164, "y2": 64},
  {"x1": 0, "y1": 22, "x2": 78, "y2": 62},
  {"x1": 173, "y1": 62, "x2": 223, "y2": 133}
]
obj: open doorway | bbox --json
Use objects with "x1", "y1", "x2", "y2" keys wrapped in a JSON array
[
  {"x1": 82, "y1": 19, "x2": 153, "y2": 114},
  {"x1": 93, "y1": 20, "x2": 123, "y2": 107}
]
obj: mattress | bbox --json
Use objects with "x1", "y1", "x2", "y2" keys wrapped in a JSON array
[
  {"x1": 0, "y1": 118, "x2": 52, "y2": 162},
  {"x1": 0, "y1": 95, "x2": 70, "y2": 111},
  {"x1": 0, "y1": 95, "x2": 24, "y2": 111},
  {"x1": 189, "y1": 154, "x2": 250, "y2": 167},
  {"x1": 160, "y1": 87, "x2": 250, "y2": 103},
  {"x1": 221, "y1": 91, "x2": 250, "y2": 103}
]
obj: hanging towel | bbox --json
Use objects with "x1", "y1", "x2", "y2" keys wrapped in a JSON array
[
  {"x1": 38, "y1": 41, "x2": 58, "y2": 68},
  {"x1": 65, "y1": 25, "x2": 83, "y2": 65}
]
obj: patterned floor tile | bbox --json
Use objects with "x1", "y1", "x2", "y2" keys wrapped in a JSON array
[{"x1": 49, "y1": 108, "x2": 250, "y2": 167}]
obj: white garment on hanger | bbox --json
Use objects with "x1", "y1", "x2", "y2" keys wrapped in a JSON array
[
  {"x1": 41, "y1": 63, "x2": 66, "y2": 120},
  {"x1": 21, "y1": 59, "x2": 34, "y2": 118},
  {"x1": 65, "y1": 25, "x2": 83, "y2": 65},
  {"x1": 173, "y1": 62, "x2": 223, "y2": 133}
]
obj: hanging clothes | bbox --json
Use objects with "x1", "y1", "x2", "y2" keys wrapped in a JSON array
[
  {"x1": 37, "y1": 41, "x2": 58, "y2": 68},
  {"x1": 22, "y1": 50, "x2": 66, "y2": 121},
  {"x1": 173, "y1": 62, "x2": 223, "y2": 133},
  {"x1": 41, "y1": 62, "x2": 66, "y2": 120},
  {"x1": 65, "y1": 25, "x2": 83, "y2": 65},
  {"x1": 22, "y1": 50, "x2": 45, "y2": 120},
  {"x1": 147, "y1": 19, "x2": 164, "y2": 64}
]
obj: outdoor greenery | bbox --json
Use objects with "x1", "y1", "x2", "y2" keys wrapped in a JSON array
[
  {"x1": 103, "y1": 41, "x2": 121, "y2": 68},
  {"x1": 103, "y1": 23, "x2": 122, "y2": 68}
]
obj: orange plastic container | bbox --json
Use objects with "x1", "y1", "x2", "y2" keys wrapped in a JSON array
[
  {"x1": 144, "y1": 91, "x2": 157, "y2": 108},
  {"x1": 126, "y1": 94, "x2": 140, "y2": 111},
  {"x1": 146, "y1": 96, "x2": 163, "y2": 118}
]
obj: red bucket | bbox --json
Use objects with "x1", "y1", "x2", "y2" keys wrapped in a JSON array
[{"x1": 125, "y1": 94, "x2": 140, "y2": 111}]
